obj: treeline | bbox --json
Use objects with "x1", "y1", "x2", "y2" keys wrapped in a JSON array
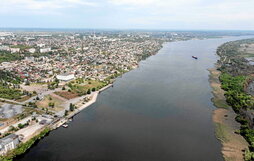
[
  {"x1": 0, "y1": 70, "x2": 22, "y2": 84},
  {"x1": 0, "y1": 71, "x2": 23, "y2": 100},
  {"x1": 0, "y1": 86, "x2": 22, "y2": 100},
  {"x1": 0, "y1": 51, "x2": 23, "y2": 63},
  {"x1": 217, "y1": 39, "x2": 254, "y2": 160},
  {"x1": 217, "y1": 38, "x2": 254, "y2": 76},
  {"x1": 220, "y1": 73, "x2": 253, "y2": 112},
  {"x1": 0, "y1": 49, "x2": 53, "y2": 63},
  {"x1": 220, "y1": 73, "x2": 254, "y2": 160},
  {"x1": 0, "y1": 128, "x2": 50, "y2": 161}
]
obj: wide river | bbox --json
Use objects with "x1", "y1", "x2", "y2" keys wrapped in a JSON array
[{"x1": 15, "y1": 36, "x2": 252, "y2": 161}]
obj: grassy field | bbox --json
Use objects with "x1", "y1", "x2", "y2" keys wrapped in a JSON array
[
  {"x1": 68, "y1": 79, "x2": 105, "y2": 95},
  {"x1": 16, "y1": 96, "x2": 32, "y2": 102},
  {"x1": 36, "y1": 95, "x2": 64, "y2": 112},
  {"x1": 54, "y1": 91, "x2": 78, "y2": 100},
  {"x1": 215, "y1": 122, "x2": 229, "y2": 143}
]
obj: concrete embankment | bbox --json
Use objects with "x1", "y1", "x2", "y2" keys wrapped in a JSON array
[{"x1": 51, "y1": 84, "x2": 113, "y2": 129}]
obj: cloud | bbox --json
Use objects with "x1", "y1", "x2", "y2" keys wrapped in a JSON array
[
  {"x1": 0, "y1": 0, "x2": 97, "y2": 13},
  {"x1": 108, "y1": 0, "x2": 202, "y2": 7},
  {"x1": 107, "y1": 0, "x2": 254, "y2": 29},
  {"x1": 108, "y1": 0, "x2": 155, "y2": 6},
  {"x1": 0, "y1": 0, "x2": 254, "y2": 29}
]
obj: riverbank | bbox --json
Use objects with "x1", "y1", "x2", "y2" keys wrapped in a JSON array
[
  {"x1": 209, "y1": 67, "x2": 248, "y2": 161},
  {"x1": 0, "y1": 84, "x2": 113, "y2": 161},
  {"x1": 50, "y1": 84, "x2": 113, "y2": 129},
  {"x1": 66, "y1": 84, "x2": 113, "y2": 119},
  {"x1": 1, "y1": 42, "x2": 163, "y2": 160}
]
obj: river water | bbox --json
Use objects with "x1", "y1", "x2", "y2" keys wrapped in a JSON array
[{"x1": 15, "y1": 37, "x2": 251, "y2": 161}]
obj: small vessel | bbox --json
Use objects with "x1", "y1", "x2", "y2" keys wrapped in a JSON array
[
  {"x1": 192, "y1": 56, "x2": 198, "y2": 59},
  {"x1": 69, "y1": 118, "x2": 73, "y2": 122},
  {"x1": 62, "y1": 124, "x2": 68, "y2": 128}
]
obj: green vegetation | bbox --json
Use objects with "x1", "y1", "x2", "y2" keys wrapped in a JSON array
[
  {"x1": 0, "y1": 51, "x2": 23, "y2": 63},
  {"x1": 10, "y1": 45, "x2": 30, "y2": 50},
  {"x1": 0, "y1": 128, "x2": 50, "y2": 161},
  {"x1": 245, "y1": 149, "x2": 254, "y2": 161},
  {"x1": 67, "y1": 79, "x2": 105, "y2": 96},
  {"x1": 0, "y1": 70, "x2": 24, "y2": 100},
  {"x1": 220, "y1": 73, "x2": 253, "y2": 112},
  {"x1": 0, "y1": 84, "x2": 23, "y2": 100},
  {"x1": 69, "y1": 103, "x2": 75, "y2": 111},
  {"x1": 47, "y1": 79, "x2": 59, "y2": 90},
  {"x1": 36, "y1": 95, "x2": 64, "y2": 112},
  {"x1": 215, "y1": 123, "x2": 229, "y2": 143},
  {"x1": 217, "y1": 39, "x2": 254, "y2": 160},
  {"x1": 217, "y1": 38, "x2": 254, "y2": 76},
  {"x1": 48, "y1": 102, "x2": 55, "y2": 108},
  {"x1": 17, "y1": 122, "x2": 28, "y2": 129},
  {"x1": 219, "y1": 72, "x2": 254, "y2": 161},
  {"x1": 0, "y1": 70, "x2": 22, "y2": 84}
]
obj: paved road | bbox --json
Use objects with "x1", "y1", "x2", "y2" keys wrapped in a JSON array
[
  {"x1": 23, "y1": 88, "x2": 62, "y2": 104},
  {"x1": 0, "y1": 116, "x2": 32, "y2": 134}
]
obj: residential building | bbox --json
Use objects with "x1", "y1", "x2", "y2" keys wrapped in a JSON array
[{"x1": 0, "y1": 134, "x2": 19, "y2": 155}]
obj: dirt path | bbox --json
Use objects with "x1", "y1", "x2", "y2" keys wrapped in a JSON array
[{"x1": 50, "y1": 93, "x2": 67, "y2": 102}]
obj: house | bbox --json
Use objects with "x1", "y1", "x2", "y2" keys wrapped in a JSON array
[
  {"x1": 40, "y1": 47, "x2": 51, "y2": 53},
  {"x1": 37, "y1": 43, "x2": 45, "y2": 48},
  {"x1": 10, "y1": 48, "x2": 20, "y2": 53},
  {"x1": 0, "y1": 134, "x2": 19, "y2": 155},
  {"x1": 56, "y1": 73, "x2": 75, "y2": 81},
  {"x1": 28, "y1": 48, "x2": 36, "y2": 53}
]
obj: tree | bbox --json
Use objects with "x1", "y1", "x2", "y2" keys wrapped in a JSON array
[
  {"x1": 18, "y1": 123, "x2": 25, "y2": 129},
  {"x1": 65, "y1": 110, "x2": 68, "y2": 116},
  {"x1": 87, "y1": 89, "x2": 91, "y2": 94},
  {"x1": 48, "y1": 102, "x2": 54, "y2": 108},
  {"x1": 69, "y1": 103, "x2": 74, "y2": 111},
  {"x1": 92, "y1": 87, "x2": 96, "y2": 92}
]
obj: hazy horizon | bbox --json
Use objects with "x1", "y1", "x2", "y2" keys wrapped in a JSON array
[{"x1": 1, "y1": 0, "x2": 254, "y2": 30}]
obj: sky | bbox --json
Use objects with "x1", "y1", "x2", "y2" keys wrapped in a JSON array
[{"x1": 0, "y1": 0, "x2": 254, "y2": 30}]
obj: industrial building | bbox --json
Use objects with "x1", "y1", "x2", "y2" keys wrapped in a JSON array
[{"x1": 56, "y1": 73, "x2": 75, "y2": 81}]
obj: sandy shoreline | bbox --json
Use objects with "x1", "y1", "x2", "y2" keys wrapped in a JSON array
[{"x1": 209, "y1": 67, "x2": 248, "y2": 161}]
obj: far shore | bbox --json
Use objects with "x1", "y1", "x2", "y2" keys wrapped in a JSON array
[{"x1": 209, "y1": 67, "x2": 248, "y2": 161}]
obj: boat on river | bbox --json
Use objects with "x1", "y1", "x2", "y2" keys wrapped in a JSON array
[
  {"x1": 192, "y1": 56, "x2": 198, "y2": 59},
  {"x1": 62, "y1": 124, "x2": 68, "y2": 128}
]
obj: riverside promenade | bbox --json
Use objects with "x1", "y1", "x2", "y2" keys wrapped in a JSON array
[{"x1": 51, "y1": 84, "x2": 113, "y2": 129}]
